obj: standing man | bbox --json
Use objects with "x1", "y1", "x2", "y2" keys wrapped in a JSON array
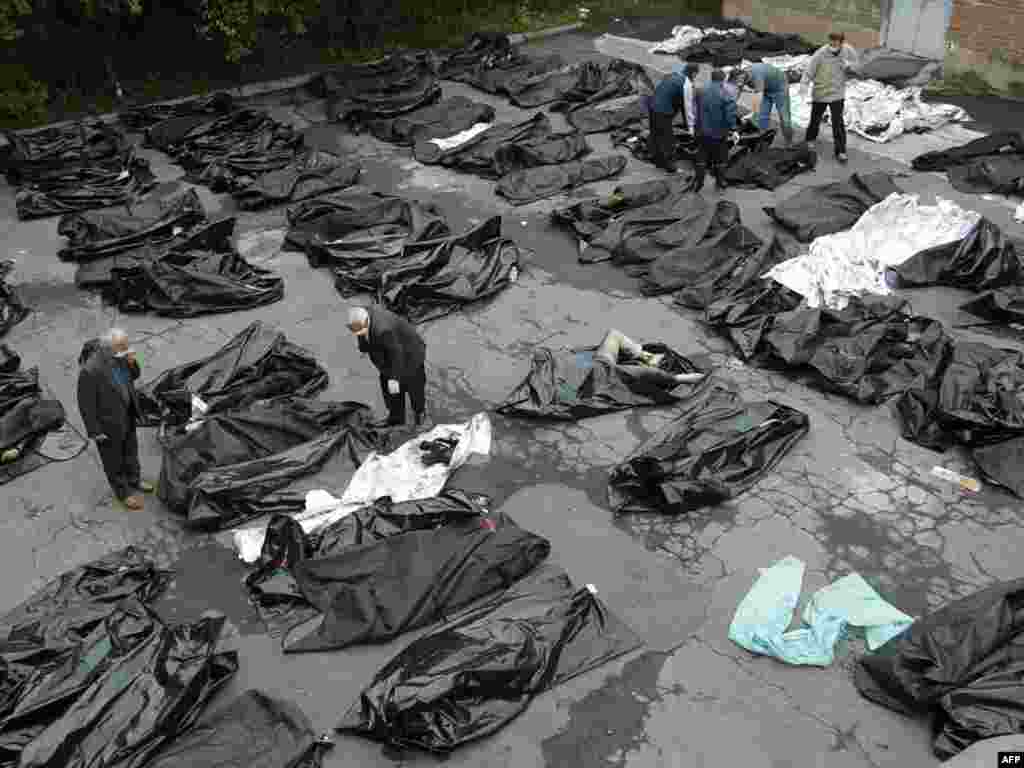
[
  {"x1": 347, "y1": 306, "x2": 429, "y2": 429},
  {"x1": 77, "y1": 328, "x2": 152, "y2": 509},
  {"x1": 746, "y1": 61, "x2": 794, "y2": 146},
  {"x1": 696, "y1": 69, "x2": 739, "y2": 192},
  {"x1": 801, "y1": 31, "x2": 859, "y2": 163},
  {"x1": 648, "y1": 62, "x2": 700, "y2": 173}
]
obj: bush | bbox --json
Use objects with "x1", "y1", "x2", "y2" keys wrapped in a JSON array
[{"x1": 0, "y1": 63, "x2": 48, "y2": 126}]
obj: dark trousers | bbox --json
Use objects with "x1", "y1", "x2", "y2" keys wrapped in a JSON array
[
  {"x1": 648, "y1": 109, "x2": 677, "y2": 170},
  {"x1": 695, "y1": 136, "x2": 728, "y2": 189},
  {"x1": 380, "y1": 364, "x2": 427, "y2": 425},
  {"x1": 805, "y1": 99, "x2": 846, "y2": 155},
  {"x1": 97, "y1": 426, "x2": 140, "y2": 499}
]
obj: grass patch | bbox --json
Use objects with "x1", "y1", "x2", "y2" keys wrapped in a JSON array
[{"x1": 925, "y1": 68, "x2": 993, "y2": 97}]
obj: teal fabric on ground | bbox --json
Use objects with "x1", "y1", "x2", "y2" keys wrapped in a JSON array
[{"x1": 728, "y1": 555, "x2": 913, "y2": 667}]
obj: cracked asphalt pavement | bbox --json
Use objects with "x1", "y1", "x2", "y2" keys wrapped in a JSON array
[{"x1": 3, "y1": 28, "x2": 1024, "y2": 768}]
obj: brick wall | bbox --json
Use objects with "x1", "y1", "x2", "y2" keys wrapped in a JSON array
[{"x1": 949, "y1": 0, "x2": 1024, "y2": 66}]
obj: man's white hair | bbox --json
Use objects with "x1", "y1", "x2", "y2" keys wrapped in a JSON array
[
  {"x1": 347, "y1": 307, "x2": 369, "y2": 328},
  {"x1": 102, "y1": 328, "x2": 128, "y2": 347}
]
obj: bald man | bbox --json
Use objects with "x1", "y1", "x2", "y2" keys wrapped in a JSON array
[
  {"x1": 347, "y1": 306, "x2": 428, "y2": 428},
  {"x1": 77, "y1": 328, "x2": 153, "y2": 509}
]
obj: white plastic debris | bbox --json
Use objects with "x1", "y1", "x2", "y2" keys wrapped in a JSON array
[
  {"x1": 931, "y1": 466, "x2": 981, "y2": 493},
  {"x1": 1015, "y1": 201, "x2": 1024, "y2": 223},
  {"x1": 764, "y1": 193, "x2": 981, "y2": 309},
  {"x1": 233, "y1": 412, "x2": 493, "y2": 562},
  {"x1": 650, "y1": 25, "x2": 746, "y2": 55},
  {"x1": 429, "y1": 122, "x2": 492, "y2": 151},
  {"x1": 585, "y1": 583, "x2": 598, "y2": 594}
]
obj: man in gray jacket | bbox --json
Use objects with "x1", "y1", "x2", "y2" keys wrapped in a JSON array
[{"x1": 801, "y1": 31, "x2": 859, "y2": 163}]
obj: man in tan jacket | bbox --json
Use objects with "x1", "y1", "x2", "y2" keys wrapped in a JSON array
[{"x1": 801, "y1": 31, "x2": 860, "y2": 164}]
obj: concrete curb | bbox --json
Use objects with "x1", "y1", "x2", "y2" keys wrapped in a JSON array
[{"x1": 14, "y1": 22, "x2": 586, "y2": 134}]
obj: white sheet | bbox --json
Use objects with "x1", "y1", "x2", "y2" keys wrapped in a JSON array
[
  {"x1": 429, "y1": 123, "x2": 492, "y2": 152},
  {"x1": 232, "y1": 412, "x2": 493, "y2": 562},
  {"x1": 764, "y1": 193, "x2": 980, "y2": 309},
  {"x1": 650, "y1": 25, "x2": 746, "y2": 55}
]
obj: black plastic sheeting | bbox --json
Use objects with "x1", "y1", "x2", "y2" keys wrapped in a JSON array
[
  {"x1": 231, "y1": 150, "x2": 361, "y2": 211},
  {"x1": 58, "y1": 186, "x2": 207, "y2": 264},
  {"x1": 120, "y1": 92, "x2": 235, "y2": 131},
  {"x1": 496, "y1": 340, "x2": 707, "y2": 420},
  {"x1": 611, "y1": 121, "x2": 773, "y2": 174},
  {"x1": 765, "y1": 171, "x2": 902, "y2": 242},
  {"x1": 0, "y1": 262, "x2": 29, "y2": 339},
  {"x1": 310, "y1": 52, "x2": 442, "y2": 125},
  {"x1": 551, "y1": 176, "x2": 698, "y2": 256},
  {"x1": 855, "y1": 579, "x2": 1024, "y2": 759},
  {"x1": 361, "y1": 96, "x2": 495, "y2": 146},
  {"x1": 0, "y1": 547, "x2": 172, "y2": 766},
  {"x1": 106, "y1": 218, "x2": 285, "y2": 317},
  {"x1": 948, "y1": 155, "x2": 1024, "y2": 196},
  {"x1": 438, "y1": 32, "x2": 520, "y2": 81},
  {"x1": 145, "y1": 690, "x2": 324, "y2": 768},
  {"x1": 137, "y1": 321, "x2": 329, "y2": 426},
  {"x1": 960, "y1": 286, "x2": 1024, "y2": 326},
  {"x1": 857, "y1": 48, "x2": 938, "y2": 87},
  {"x1": 15, "y1": 152, "x2": 158, "y2": 220},
  {"x1": 608, "y1": 384, "x2": 809, "y2": 514},
  {"x1": 911, "y1": 131, "x2": 1024, "y2": 172},
  {"x1": 0, "y1": 346, "x2": 67, "y2": 486},
  {"x1": 379, "y1": 216, "x2": 523, "y2": 323},
  {"x1": 16, "y1": 604, "x2": 238, "y2": 768},
  {"x1": 2, "y1": 121, "x2": 126, "y2": 185},
  {"x1": 638, "y1": 201, "x2": 764, "y2": 296},
  {"x1": 281, "y1": 509, "x2": 550, "y2": 653},
  {"x1": 887, "y1": 218, "x2": 1024, "y2": 292},
  {"x1": 157, "y1": 398, "x2": 384, "y2": 530},
  {"x1": 337, "y1": 563, "x2": 641, "y2": 754},
  {"x1": 413, "y1": 113, "x2": 590, "y2": 178},
  {"x1": 502, "y1": 59, "x2": 654, "y2": 111},
  {"x1": 245, "y1": 489, "x2": 493, "y2": 630},
  {"x1": 148, "y1": 109, "x2": 305, "y2": 193},
  {"x1": 721, "y1": 142, "x2": 817, "y2": 190},
  {"x1": 566, "y1": 96, "x2": 650, "y2": 135},
  {"x1": 497, "y1": 155, "x2": 628, "y2": 205},
  {"x1": 672, "y1": 28, "x2": 815, "y2": 66},
  {"x1": 445, "y1": 47, "x2": 569, "y2": 101},
  {"x1": 290, "y1": 196, "x2": 451, "y2": 296}
]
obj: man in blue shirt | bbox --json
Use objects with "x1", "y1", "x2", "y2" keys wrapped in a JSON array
[
  {"x1": 696, "y1": 69, "x2": 739, "y2": 191},
  {"x1": 648, "y1": 62, "x2": 700, "y2": 173},
  {"x1": 744, "y1": 62, "x2": 793, "y2": 146}
]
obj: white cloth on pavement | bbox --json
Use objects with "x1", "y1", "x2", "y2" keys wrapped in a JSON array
[
  {"x1": 764, "y1": 193, "x2": 981, "y2": 309},
  {"x1": 233, "y1": 412, "x2": 493, "y2": 562},
  {"x1": 649, "y1": 25, "x2": 746, "y2": 55}
]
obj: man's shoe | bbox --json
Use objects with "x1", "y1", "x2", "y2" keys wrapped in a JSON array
[
  {"x1": 837, "y1": 153, "x2": 848, "y2": 163},
  {"x1": 123, "y1": 495, "x2": 144, "y2": 510},
  {"x1": 138, "y1": 480, "x2": 155, "y2": 494}
]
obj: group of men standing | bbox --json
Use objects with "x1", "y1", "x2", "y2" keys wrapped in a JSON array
[{"x1": 647, "y1": 31, "x2": 860, "y2": 185}]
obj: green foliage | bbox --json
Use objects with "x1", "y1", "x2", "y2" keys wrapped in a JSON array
[
  {"x1": 0, "y1": 0, "x2": 31, "y2": 42},
  {"x1": 0, "y1": 63, "x2": 48, "y2": 125},
  {"x1": 198, "y1": 0, "x2": 319, "y2": 62}
]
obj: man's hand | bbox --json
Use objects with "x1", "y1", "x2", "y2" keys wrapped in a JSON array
[{"x1": 387, "y1": 379, "x2": 400, "y2": 395}]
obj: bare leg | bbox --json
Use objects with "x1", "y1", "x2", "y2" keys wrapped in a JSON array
[{"x1": 596, "y1": 329, "x2": 644, "y2": 362}]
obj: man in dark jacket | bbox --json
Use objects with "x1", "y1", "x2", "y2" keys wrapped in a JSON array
[
  {"x1": 648, "y1": 62, "x2": 700, "y2": 173},
  {"x1": 696, "y1": 69, "x2": 739, "y2": 192},
  {"x1": 348, "y1": 306, "x2": 429, "y2": 428},
  {"x1": 77, "y1": 328, "x2": 152, "y2": 509}
]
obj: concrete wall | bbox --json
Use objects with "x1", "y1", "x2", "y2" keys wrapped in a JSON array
[
  {"x1": 881, "y1": 0, "x2": 950, "y2": 59},
  {"x1": 721, "y1": 0, "x2": 881, "y2": 49}
]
